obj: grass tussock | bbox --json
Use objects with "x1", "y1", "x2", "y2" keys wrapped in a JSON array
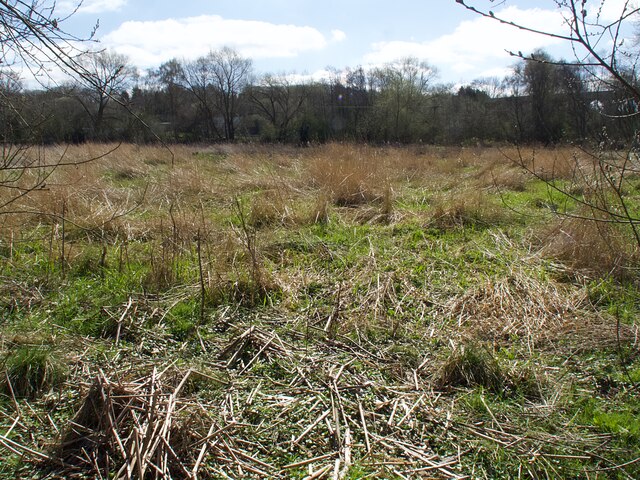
[
  {"x1": 308, "y1": 192, "x2": 330, "y2": 224},
  {"x1": 429, "y1": 188, "x2": 505, "y2": 229},
  {"x1": 436, "y1": 344, "x2": 505, "y2": 392},
  {"x1": 248, "y1": 189, "x2": 295, "y2": 228},
  {"x1": 541, "y1": 215, "x2": 638, "y2": 280},
  {"x1": 1, "y1": 342, "x2": 66, "y2": 398},
  {"x1": 436, "y1": 344, "x2": 545, "y2": 401},
  {"x1": 307, "y1": 143, "x2": 387, "y2": 207}
]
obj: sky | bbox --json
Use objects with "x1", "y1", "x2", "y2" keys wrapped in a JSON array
[{"x1": 50, "y1": 0, "x2": 637, "y2": 86}]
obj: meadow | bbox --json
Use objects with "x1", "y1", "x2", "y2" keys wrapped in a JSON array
[{"x1": 0, "y1": 143, "x2": 639, "y2": 479}]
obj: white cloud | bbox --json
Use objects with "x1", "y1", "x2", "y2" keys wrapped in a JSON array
[
  {"x1": 286, "y1": 69, "x2": 335, "y2": 84},
  {"x1": 363, "y1": 6, "x2": 567, "y2": 81},
  {"x1": 331, "y1": 29, "x2": 347, "y2": 43},
  {"x1": 57, "y1": 0, "x2": 128, "y2": 14},
  {"x1": 476, "y1": 66, "x2": 513, "y2": 80},
  {"x1": 591, "y1": 0, "x2": 638, "y2": 22},
  {"x1": 102, "y1": 15, "x2": 329, "y2": 69}
]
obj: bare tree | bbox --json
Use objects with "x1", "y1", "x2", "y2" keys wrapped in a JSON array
[
  {"x1": 181, "y1": 55, "x2": 223, "y2": 140},
  {"x1": 247, "y1": 73, "x2": 307, "y2": 142},
  {"x1": 372, "y1": 57, "x2": 437, "y2": 141},
  {"x1": 208, "y1": 47, "x2": 253, "y2": 141},
  {"x1": 0, "y1": 69, "x2": 24, "y2": 140},
  {"x1": 181, "y1": 48, "x2": 252, "y2": 141},
  {"x1": 72, "y1": 50, "x2": 138, "y2": 138},
  {"x1": 149, "y1": 59, "x2": 185, "y2": 141},
  {"x1": 522, "y1": 49, "x2": 563, "y2": 144},
  {"x1": 470, "y1": 76, "x2": 507, "y2": 98}
]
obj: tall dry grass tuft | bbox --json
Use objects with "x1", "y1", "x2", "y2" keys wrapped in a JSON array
[
  {"x1": 471, "y1": 151, "x2": 529, "y2": 191},
  {"x1": 540, "y1": 215, "x2": 638, "y2": 280},
  {"x1": 308, "y1": 192, "x2": 330, "y2": 224},
  {"x1": 307, "y1": 143, "x2": 387, "y2": 207},
  {"x1": 428, "y1": 188, "x2": 504, "y2": 229},
  {"x1": 500, "y1": 146, "x2": 580, "y2": 181},
  {"x1": 486, "y1": 167, "x2": 529, "y2": 192},
  {"x1": 247, "y1": 188, "x2": 300, "y2": 228}
]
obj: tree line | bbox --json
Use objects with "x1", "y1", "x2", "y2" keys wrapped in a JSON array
[{"x1": 2, "y1": 46, "x2": 639, "y2": 147}]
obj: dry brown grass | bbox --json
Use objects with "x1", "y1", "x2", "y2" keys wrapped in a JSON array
[
  {"x1": 0, "y1": 143, "x2": 531, "y2": 239},
  {"x1": 498, "y1": 146, "x2": 581, "y2": 181},
  {"x1": 307, "y1": 192, "x2": 330, "y2": 224},
  {"x1": 428, "y1": 187, "x2": 506, "y2": 229},
  {"x1": 393, "y1": 145, "x2": 478, "y2": 178},
  {"x1": 306, "y1": 143, "x2": 389, "y2": 206},
  {"x1": 487, "y1": 167, "x2": 529, "y2": 191},
  {"x1": 465, "y1": 146, "x2": 585, "y2": 192},
  {"x1": 389, "y1": 146, "x2": 532, "y2": 195},
  {"x1": 540, "y1": 214, "x2": 638, "y2": 280},
  {"x1": 4, "y1": 142, "x2": 633, "y2": 284},
  {"x1": 443, "y1": 266, "x2": 588, "y2": 347},
  {"x1": 248, "y1": 189, "x2": 292, "y2": 228},
  {"x1": 471, "y1": 152, "x2": 529, "y2": 191}
]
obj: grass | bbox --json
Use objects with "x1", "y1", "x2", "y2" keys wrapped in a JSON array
[
  {"x1": 435, "y1": 343, "x2": 506, "y2": 392},
  {"x1": 0, "y1": 143, "x2": 638, "y2": 478},
  {"x1": 1, "y1": 341, "x2": 66, "y2": 398}
]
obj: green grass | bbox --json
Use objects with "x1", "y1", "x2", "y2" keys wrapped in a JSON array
[
  {"x1": 1, "y1": 343, "x2": 66, "y2": 398},
  {"x1": 0, "y1": 144, "x2": 638, "y2": 479}
]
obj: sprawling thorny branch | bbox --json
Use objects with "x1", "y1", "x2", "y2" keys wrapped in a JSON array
[
  {"x1": 456, "y1": 0, "x2": 640, "y2": 271},
  {"x1": 456, "y1": 1, "x2": 640, "y2": 99},
  {"x1": 0, "y1": 2, "x2": 101, "y2": 215},
  {"x1": 0, "y1": 2, "x2": 171, "y2": 217}
]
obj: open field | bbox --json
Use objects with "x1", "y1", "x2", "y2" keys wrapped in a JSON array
[{"x1": 0, "y1": 143, "x2": 639, "y2": 479}]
